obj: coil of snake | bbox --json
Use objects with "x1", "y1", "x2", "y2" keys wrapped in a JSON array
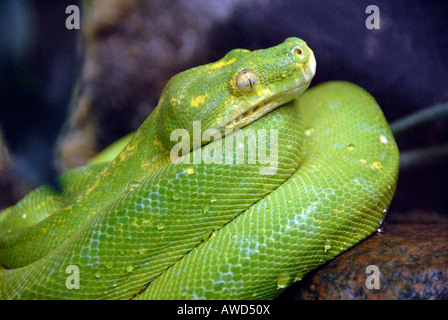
[{"x1": 0, "y1": 37, "x2": 399, "y2": 299}]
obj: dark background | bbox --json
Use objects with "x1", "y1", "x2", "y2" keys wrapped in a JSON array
[{"x1": 0, "y1": 0, "x2": 447, "y2": 217}]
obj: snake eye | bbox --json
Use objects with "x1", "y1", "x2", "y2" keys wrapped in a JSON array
[
  {"x1": 293, "y1": 47, "x2": 303, "y2": 58},
  {"x1": 236, "y1": 70, "x2": 258, "y2": 94}
]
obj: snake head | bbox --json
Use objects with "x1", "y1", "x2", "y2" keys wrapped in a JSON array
[
  {"x1": 221, "y1": 37, "x2": 316, "y2": 132},
  {"x1": 156, "y1": 37, "x2": 316, "y2": 150}
]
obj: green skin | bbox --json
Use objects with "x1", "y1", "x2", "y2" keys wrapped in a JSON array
[{"x1": 0, "y1": 38, "x2": 399, "y2": 299}]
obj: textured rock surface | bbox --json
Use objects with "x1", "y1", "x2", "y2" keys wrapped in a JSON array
[{"x1": 279, "y1": 223, "x2": 448, "y2": 300}]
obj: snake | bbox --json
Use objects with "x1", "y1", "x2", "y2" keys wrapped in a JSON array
[{"x1": 0, "y1": 37, "x2": 399, "y2": 299}]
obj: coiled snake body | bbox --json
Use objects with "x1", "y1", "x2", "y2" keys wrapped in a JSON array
[{"x1": 0, "y1": 38, "x2": 399, "y2": 299}]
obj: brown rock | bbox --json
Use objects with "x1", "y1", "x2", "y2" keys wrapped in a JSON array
[{"x1": 279, "y1": 223, "x2": 448, "y2": 300}]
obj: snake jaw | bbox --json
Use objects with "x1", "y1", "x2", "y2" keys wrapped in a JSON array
[
  {"x1": 302, "y1": 49, "x2": 316, "y2": 83},
  {"x1": 224, "y1": 87, "x2": 304, "y2": 130},
  {"x1": 223, "y1": 52, "x2": 316, "y2": 131}
]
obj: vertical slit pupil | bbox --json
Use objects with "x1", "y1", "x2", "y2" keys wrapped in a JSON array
[{"x1": 247, "y1": 73, "x2": 253, "y2": 89}]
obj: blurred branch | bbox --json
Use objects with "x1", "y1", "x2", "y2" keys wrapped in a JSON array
[
  {"x1": 400, "y1": 143, "x2": 448, "y2": 171},
  {"x1": 390, "y1": 103, "x2": 448, "y2": 136},
  {"x1": 390, "y1": 103, "x2": 448, "y2": 171}
]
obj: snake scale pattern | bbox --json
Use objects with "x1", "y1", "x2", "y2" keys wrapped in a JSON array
[{"x1": 0, "y1": 38, "x2": 399, "y2": 299}]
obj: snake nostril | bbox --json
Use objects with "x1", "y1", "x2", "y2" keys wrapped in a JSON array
[{"x1": 295, "y1": 47, "x2": 303, "y2": 56}]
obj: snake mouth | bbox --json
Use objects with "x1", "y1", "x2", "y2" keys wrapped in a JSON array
[
  {"x1": 223, "y1": 53, "x2": 316, "y2": 131},
  {"x1": 224, "y1": 85, "x2": 308, "y2": 130}
]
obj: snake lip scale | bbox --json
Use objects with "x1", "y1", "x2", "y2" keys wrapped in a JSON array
[{"x1": 224, "y1": 83, "x2": 309, "y2": 131}]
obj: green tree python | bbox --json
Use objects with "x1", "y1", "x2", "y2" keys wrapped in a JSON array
[{"x1": 0, "y1": 37, "x2": 399, "y2": 299}]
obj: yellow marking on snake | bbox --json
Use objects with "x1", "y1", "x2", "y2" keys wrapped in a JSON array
[
  {"x1": 370, "y1": 162, "x2": 384, "y2": 170},
  {"x1": 208, "y1": 57, "x2": 236, "y2": 70},
  {"x1": 190, "y1": 94, "x2": 209, "y2": 108}
]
